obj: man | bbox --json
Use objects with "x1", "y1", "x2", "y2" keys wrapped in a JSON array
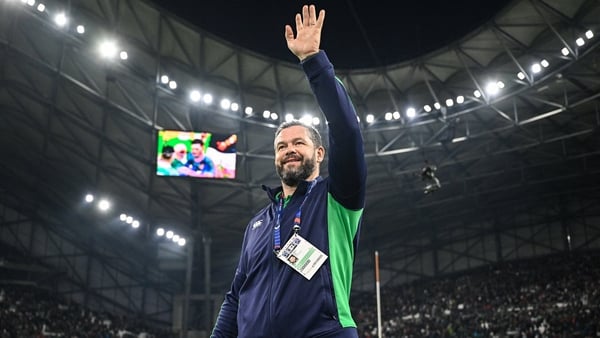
[
  {"x1": 185, "y1": 139, "x2": 215, "y2": 177},
  {"x1": 421, "y1": 160, "x2": 441, "y2": 194},
  {"x1": 172, "y1": 143, "x2": 188, "y2": 170},
  {"x1": 156, "y1": 145, "x2": 179, "y2": 176},
  {"x1": 211, "y1": 4, "x2": 366, "y2": 338}
]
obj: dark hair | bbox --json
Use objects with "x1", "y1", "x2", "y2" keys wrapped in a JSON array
[
  {"x1": 191, "y1": 139, "x2": 205, "y2": 146},
  {"x1": 275, "y1": 120, "x2": 322, "y2": 148},
  {"x1": 161, "y1": 145, "x2": 174, "y2": 159}
]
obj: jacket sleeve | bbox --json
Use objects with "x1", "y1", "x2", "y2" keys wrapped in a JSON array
[
  {"x1": 301, "y1": 51, "x2": 367, "y2": 210},
  {"x1": 211, "y1": 236, "x2": 248, "y2": 337}
]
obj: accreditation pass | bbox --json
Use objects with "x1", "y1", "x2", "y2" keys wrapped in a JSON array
[{"x1": 277, "y1": 233, "x2": 328, "y2": 280}]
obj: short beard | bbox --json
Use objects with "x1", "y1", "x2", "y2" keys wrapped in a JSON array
[{"x1": 276, "y1": 155, "x2": 316, "y2": 187}]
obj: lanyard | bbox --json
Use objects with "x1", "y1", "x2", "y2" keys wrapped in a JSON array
[{"x1": 273, "y1": 180, "x2": 317, "y2": 253}]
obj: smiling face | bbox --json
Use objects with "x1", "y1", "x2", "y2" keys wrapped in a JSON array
[
  {"x1": 191, "y1": 142, "x2": 205, "y2": 160},
  {"x1": 274, "y1": 125, "x2": 324, "y2": 188}
]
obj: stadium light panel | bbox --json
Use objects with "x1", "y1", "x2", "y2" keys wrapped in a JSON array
[
  {"x1": 54, "y1": 12, "x2": 67, "y2": 27},
  {"x1": 189, "y1": 90, "x2": 201, "y2": 102},
  {"x1": 585, "y1": 30, "x2": 594, "y2": 39},
  {"x1": 98, "y1": 199, "x2": 110, "y2": 211},
  {"x1": 220, "y1": 98, "x2": 231, "y2": 110}
]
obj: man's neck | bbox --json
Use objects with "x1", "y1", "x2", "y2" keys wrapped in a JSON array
[
  {"x1": 281, "y1": 184, "x2": 297, "y2": 199},
  {"x1": 281, "y1": 173, "x2": 319, "y2": 198}
]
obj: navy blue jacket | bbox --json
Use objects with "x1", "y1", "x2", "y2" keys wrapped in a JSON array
[{"x1": 211, "y1": 51, "x2": 366, "y2": 338}]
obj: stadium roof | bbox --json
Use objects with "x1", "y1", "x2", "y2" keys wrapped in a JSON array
[{"x1": 1, "y1": 0, "x2": 599, "y2": 328}]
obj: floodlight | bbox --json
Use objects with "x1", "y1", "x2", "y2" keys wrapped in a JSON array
[
  {"x1": 54, "y1": 12, "x2": 67, "y2": 27},
  {"x1": 220, "y1": 98, "x2": 231, "y2": 110},
  {"x1": 99, "y1": 40, "x2": 118, "y2": 59},
  {"x1": 98, "y1": 199, "x2": 110, "y2": 211},
  {"x1": 119, "y1": 51, "x2": 128, "y2": 60},
  {"x1": 166, "y1": 230, "x2": 174, "y2": 239},
  {"x1": 561, "y1": 47, "x2": 570, "y2": 56},
  {"x1": 384, "y1": 112, "x2": 392, "y2": 121},
  {"x1": 423, "y1": 105, "x2": 432, "y2": 113},
  {"x1": 366, "y1": 114, "x2": 375, "y2": 123},
  {"x1": 76, "y1": 25, "x2": 85, "y2": 34},
  {"x1": 517, "y1": 72, "x2": 525, "y2": 80},
  {"x1": 119, "y1": 213, "x2": 127, "y2": 221},
  {"x1": 456, "y1": 96, "x2": 464, "y2": 104},
  {"x1": 300, "y1": 115, "x2": 312, "y2": 125},
  {"x1": 36, "y1": 3, "x2": 45, "y2": 12},
  {"x1": 473, "y1": 90, "x2": 481, "y2": 98},
  {"x1": 312, "y1": 117, "x2": 320, "y2": 125},
  {"x1": 156, "y1": 228, "x2": 165, "y2": 236},
  {"x1": 263, "y1": 110, "x2": 271, "y2": 119},
  {"x1": 26, "y1": 0, "x2": 34, "y2": 6},
  {"x1": 168, "y1": 81, "x2": 177, "y2": 90},
  {"x1": 434, "y1": 102, "x2": 441, "y2": 110},
  {"x1": 270, "y1": 112, "x2": 278, "y2": 120},
  {"x1": 202, "y1": 93, "x2": 213, "y2": 104},
  {"x1": 445, "y1": 99, "x2": 454, "y2": 107},
  {"x1": 230, "y1": 102, "x2": 239, "y2": 111},
  {"x1": 392, "y1": 111, "x2": 400, "y2": 120},
  {"x1": 173, "y1": 234, "x2": 180, "y2": 242},
  {"x1": 540, "y1": 59, "x2": 549, "y2": 68},
  {"x1": 244, "y1": 106, "x2": 253, "y2": 115},
  {"x1": 406, "y1": 107, "x2": 416, "y2": 118},
  {"x1": 178, "y1": 238, "x2": 186, "y2": 246},
  {"x1": 189, "y1": 90, "x2": 201, "y2": 102},
  {"x1": 585, "y1": 30, "x2": 594, "y2": 39},
  {"x1": 285, "y1": 113, "x2": 294, "y2": 122},
  {"x1": 160, "y1": 75, "x2": 169, "y2": 84},
  {"x1": 126, "y1": 216, "x2": 133, "y2": 224},
  {"x1": 132, "y1": 220, "x2": 140, "y2": 228},
  {"x1": 485, "y1": 82, "x2": 499, "y2": 96},
  {"x1": 531, "y1": 63, "x2": 542, "y2": 74},
  {"x1": 85, "y1": 194, "x2": 94, "y2": 203},
  {"x1": 576, "y1": 38, "x2": 585, "y2": 46}
]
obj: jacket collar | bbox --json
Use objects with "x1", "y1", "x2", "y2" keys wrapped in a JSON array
[{"x1": 262, "y1": 176, "x2": 322, "y2": 203}]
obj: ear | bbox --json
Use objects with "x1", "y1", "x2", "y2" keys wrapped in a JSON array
[{"x1": 316, "y1": 146, "x2": 325, "y2": 163}]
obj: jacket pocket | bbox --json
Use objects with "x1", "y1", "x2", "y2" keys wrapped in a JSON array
[{"x1": 319, "y1": 265, "x2": 337, "y2": 319}]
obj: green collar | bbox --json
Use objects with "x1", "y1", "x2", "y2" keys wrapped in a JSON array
[{"x1": 276, "y1": 192, "x2": 293, "y2": 208}]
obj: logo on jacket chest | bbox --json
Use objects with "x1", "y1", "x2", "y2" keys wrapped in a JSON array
[{"x1": 251, "y1": 220, "x2": 263, "y2": 229}]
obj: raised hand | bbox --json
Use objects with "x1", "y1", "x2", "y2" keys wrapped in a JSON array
[{"x1": 284, "y1": 5, "x2": 325, "y2": 61}]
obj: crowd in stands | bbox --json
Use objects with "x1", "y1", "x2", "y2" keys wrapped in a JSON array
[
  {"x1": 352, "y1": 251, "x2": 600, "y2": 338},
  {"x1": 0, "y1": 284, "x2": 174, "y2": 338},
  {"x1": 2, "y1": 250, "x2": 599, "y2": 337}
]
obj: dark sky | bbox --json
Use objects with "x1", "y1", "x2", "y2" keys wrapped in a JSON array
[{"x1": 149, "y1": 0, "x2": 513, "y2": 69}]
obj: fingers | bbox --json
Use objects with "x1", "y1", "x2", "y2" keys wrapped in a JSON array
[
  {"x1": 309, "y1": 5, "x2": 317, "y2": 25},
  {"x1": 295, "y1": 12, "x2": 302, "y2": 30},
  {"x1": 298, "y1": 5, "x2": 324, "y2": 28},
  {"x1": 284, "y1": 25, "x2": 294, "y2": 42},
  {"x1": 316, "y1": 9, "x2": 325, "y2": 29},
  {"x1": 302, "y1": 5, "x2": 310, "y2": 27},
  {"x1": 288, "y1": 5, "x2": 325, "y2": 37}
]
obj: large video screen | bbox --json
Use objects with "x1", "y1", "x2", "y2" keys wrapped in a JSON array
[{"x1": 156, "y1": 130, "x2": 237, "y2": 179}]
